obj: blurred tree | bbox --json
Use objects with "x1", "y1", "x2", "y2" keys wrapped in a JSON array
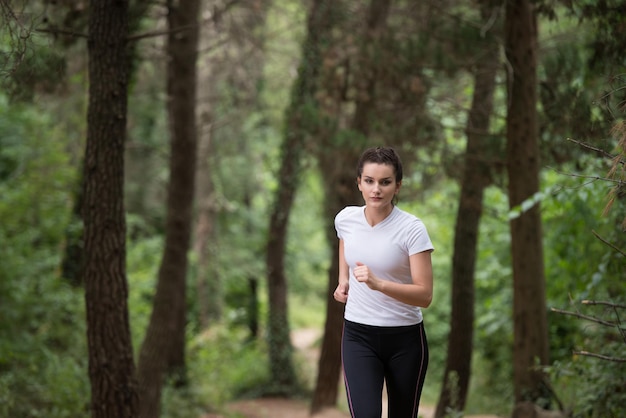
[
  {"x1": 137, "y1": 0, "x2": 201, "y2": 415},
  {"x1": 505, "y1": 0, "x2": 550, "y2": 406},
  {"x1": 193, "y1": 0, "x2": 271, "y2": 331},
  {"x1": 311, "y1": 0, "x2": 393, "y2": 411},
  {"x1": 265, "y1": 0, "x2": 338, "y2": 394},
  {"x1": 435, "y1": 0, "x2": 501, "y2": 415},
  {"x1": 82, "y1": 0, "x2": 138, "y2": 416}
]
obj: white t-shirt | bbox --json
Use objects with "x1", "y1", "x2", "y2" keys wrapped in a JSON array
[{"x1": 335, "y1": 205, "x2": 434, "y2": 327}]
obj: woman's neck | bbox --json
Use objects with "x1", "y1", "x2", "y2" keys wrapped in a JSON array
[{"x1": 364, "y1": 205, "x2": 393, "y2": 226}]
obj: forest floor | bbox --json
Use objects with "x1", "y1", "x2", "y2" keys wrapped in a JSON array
[{"x1": 202, "y1": 328, "x2": 502, "y2": 418}]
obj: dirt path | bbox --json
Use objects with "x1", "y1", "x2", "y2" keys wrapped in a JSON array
[
  {"x1": 223, "y1": 397, "x2": 436, "y2": 418},
  {"x1": 204, "y1": 328, "x2": 500, "y2": 418}
]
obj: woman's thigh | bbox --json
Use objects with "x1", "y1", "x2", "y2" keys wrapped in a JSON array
[
  {"x1": 384, "y1": 323, "x2": 429, "y2": 418},
  {"x1": 342, "y1": 321, "x2": 385, "y2": 418}
]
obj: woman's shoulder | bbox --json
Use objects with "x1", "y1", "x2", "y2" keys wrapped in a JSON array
[
  {"x1": 335, "y1": 206, "x2": 363, "y2": 224},
  {"x1": 336, "y1": 205, "x2": 363, "y2": 217},
  {"x1": 393, "y1": 207, "x2": 427, "y2": 228}
]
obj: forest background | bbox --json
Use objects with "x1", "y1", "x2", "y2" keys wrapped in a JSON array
[{"x1": 0, "y1": 0, "x2": 624, "y2": 417}]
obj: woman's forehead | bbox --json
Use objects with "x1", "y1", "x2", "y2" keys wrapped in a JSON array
[{"x1": 360, "y1": 162, "x2": 395, "y2": 177}]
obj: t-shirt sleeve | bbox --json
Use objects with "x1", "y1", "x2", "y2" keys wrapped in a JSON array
[
  {"x1": 406, "y1": 218, "x2": 434, "y2": 255},
  {"x1": 334, "y1": 208, "x2": 346, "y2": 239}
]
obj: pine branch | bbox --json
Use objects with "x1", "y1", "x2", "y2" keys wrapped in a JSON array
[
  {"x1": 591, "y1": 230, "x2": 626, "y2": 257},
  {"x1": 573, "y1": 350, "x2": 626, "y2": 363},
  {"x1": 567, "y1": 137, "x2": 622, "y2": 163},
  {"x1": 582, "y1": 300, "x2": 626, "y2": 310},
  {"x1": 550, "y1": 307, "x2": 618, "y2": 327}
]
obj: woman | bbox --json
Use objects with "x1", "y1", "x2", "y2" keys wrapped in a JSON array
[{"x1": 333, "y1": 146, "x2": 434, "y2": 418}]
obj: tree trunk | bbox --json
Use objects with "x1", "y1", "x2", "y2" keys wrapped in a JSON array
[
  {"x1": 265, "y1": 0, "x2": 338, "y2": 393},
  {"x1": 244, "y1": 190, "x2": 260, "y2": 339},
  {"x1": 311, "y1": 147, "x2": 362, "y2": 412},
  {"x1": 193, "y1": 109, "x2": 218, "y2": 329},
  {"x1": 311, "y1": 0, "x2": 392, "y2": 411},
  {"x1": 61, "y1": 1, "x2": 150, "y2": 289},
  {"x1": 83, "y1": 1, "x2": 138, "y2": 416},
  {"x1": 504, "y1": 0, "x2": 550, "y2": 405},
  {"x1": 434, "y1": 3, "x2": 499, "y2": 416},
  {"x1": 61, "y1": 171, "x2": 84, "y2": 287},
  {"x1": 137, "y1": 0, "x2": 200, "y2": 415}
]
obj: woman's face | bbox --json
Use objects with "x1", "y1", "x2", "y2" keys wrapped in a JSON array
[{"x1": 357, "y1": 162, "x2": 401, "y2": 210}]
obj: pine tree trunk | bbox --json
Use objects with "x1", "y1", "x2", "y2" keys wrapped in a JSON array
[
  {"x1": 137, "y1": 0, "x2": 200, "y2": 415},
  {"x1": 434, "y1": 3, "x2": 499, "y2": 416},
  {"x1": 504, "y1": 0, "x2": 550, "y2": 405},
  {"x1": 83, "y1": 0, "x2": 138, "y2": 416}
]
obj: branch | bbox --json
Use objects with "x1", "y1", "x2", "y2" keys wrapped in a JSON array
[
  {"x1": 592, "y1": 230, "x2": 626, "y2": 257},
  {"x1": 582, "y1": 300, "x2": 626, "y2": 310},
  {"x1": 549, "y1": 169, "x2": 623, "y2": 185},
  {"x1": 573, "y1": 350, "x2": 626, "y2": 363},
  {"x1": 33, "y1": 0, "x2": 243, "y2": 43},
  {"x1": 550, "y1": 307, "x2": 617, "y2": 327},
  {"x1": 128, "y1": 0, "x2": 242, "y2": 42},
  {"x1": 36, "y1": 27, "x2": 88, "y2": 39},
  {"x1": 127, "y1": 24, "x2": 194, "y2": 42},
  {"x1": 567, "y1": 137, "x2": 623, "y2": 164}
]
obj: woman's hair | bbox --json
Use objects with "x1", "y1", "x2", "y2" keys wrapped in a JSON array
[{"x1": 356, "y1": 146, "x2": 404, "y2": 183}]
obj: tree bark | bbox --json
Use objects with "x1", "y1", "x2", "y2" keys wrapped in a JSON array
[
  {"x1": 504, "y1": 0, "x2": 550, "y2": 405},
  {"x1": 60, "y1": 1, "x2": 150, "y2": 288},
  {"x1": 434, "y1": 3, "x2": 499, "y2": 416},
  {"x1": 83, "y1": 0, "x2": 138, "y2": 416},
  {"x1": 137, "y1": 0, "x2": 200, "y2": 415}
]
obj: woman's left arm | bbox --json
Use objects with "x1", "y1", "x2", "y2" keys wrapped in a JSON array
[{"x1": 353, "y1": 251, "x2": 433, "y2": 307}]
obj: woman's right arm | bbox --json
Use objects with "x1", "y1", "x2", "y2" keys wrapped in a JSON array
[{"x1": 333, "y1": 239, "x2": 350, "y2": 303}]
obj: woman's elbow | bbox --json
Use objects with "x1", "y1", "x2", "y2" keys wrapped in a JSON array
[{"x1": 421, "y1": 292, "x2": 433, "y2": 308}]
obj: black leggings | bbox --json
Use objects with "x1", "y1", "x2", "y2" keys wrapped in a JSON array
[{"x1": 342, "y1": 320, "x2": 429, "y2": 418}]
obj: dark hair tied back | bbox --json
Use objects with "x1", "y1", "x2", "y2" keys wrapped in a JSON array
[{"x1": 356, "y1": 147, "x2": 403, "y2": 183}]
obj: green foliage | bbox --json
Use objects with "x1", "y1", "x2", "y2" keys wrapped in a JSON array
[
  {"x1": 0, "y1": 13, "x2": 66, "y2": 103},
  {"x1": 126, "y1": 227, "x2": 164, "y2": 351},
  {"x1": 158, "y1": 322, "x2": 314, "y2": 418},
  {"x1": 548, "y1": 301, "x2": 626, "y2": 417},
  {"x1": 0, "y1": 95, "x2": 87, "y2": 416},
  {"x1": 566, "y1": 0, "x2": 626, "y2": 71}
]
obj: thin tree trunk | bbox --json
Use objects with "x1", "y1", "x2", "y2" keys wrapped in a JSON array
[
  {"x1": 137, "y1": 0, "x2": 200, "y2": 415},
  {"x1": 83, "y1": 0, "x2": 138, "y2": 416},
  {"x1": 193, "y1": 112, "x2": 218, "y2": 329},
  {"x1": 244, "y1": 190, "x2": 260, "y2": 339},
  {"x1": 265, "y1": 0, "x2": 337, "y2": 393},
  {"x1": 61, "y1": 172, "x2": 84, "y2": 286},
  {"x1": 311, "y1": 0, "x2": 392, "y2": 411},
  {"x1": 504, "y1": 0, "x2": 550, "y2": 405},
  {"x1": 311, "y1": 148, "x2": 362, "y2": 412},
  {"x1": 434, "y1": 4, "x2": 499, "y2": 416}
]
